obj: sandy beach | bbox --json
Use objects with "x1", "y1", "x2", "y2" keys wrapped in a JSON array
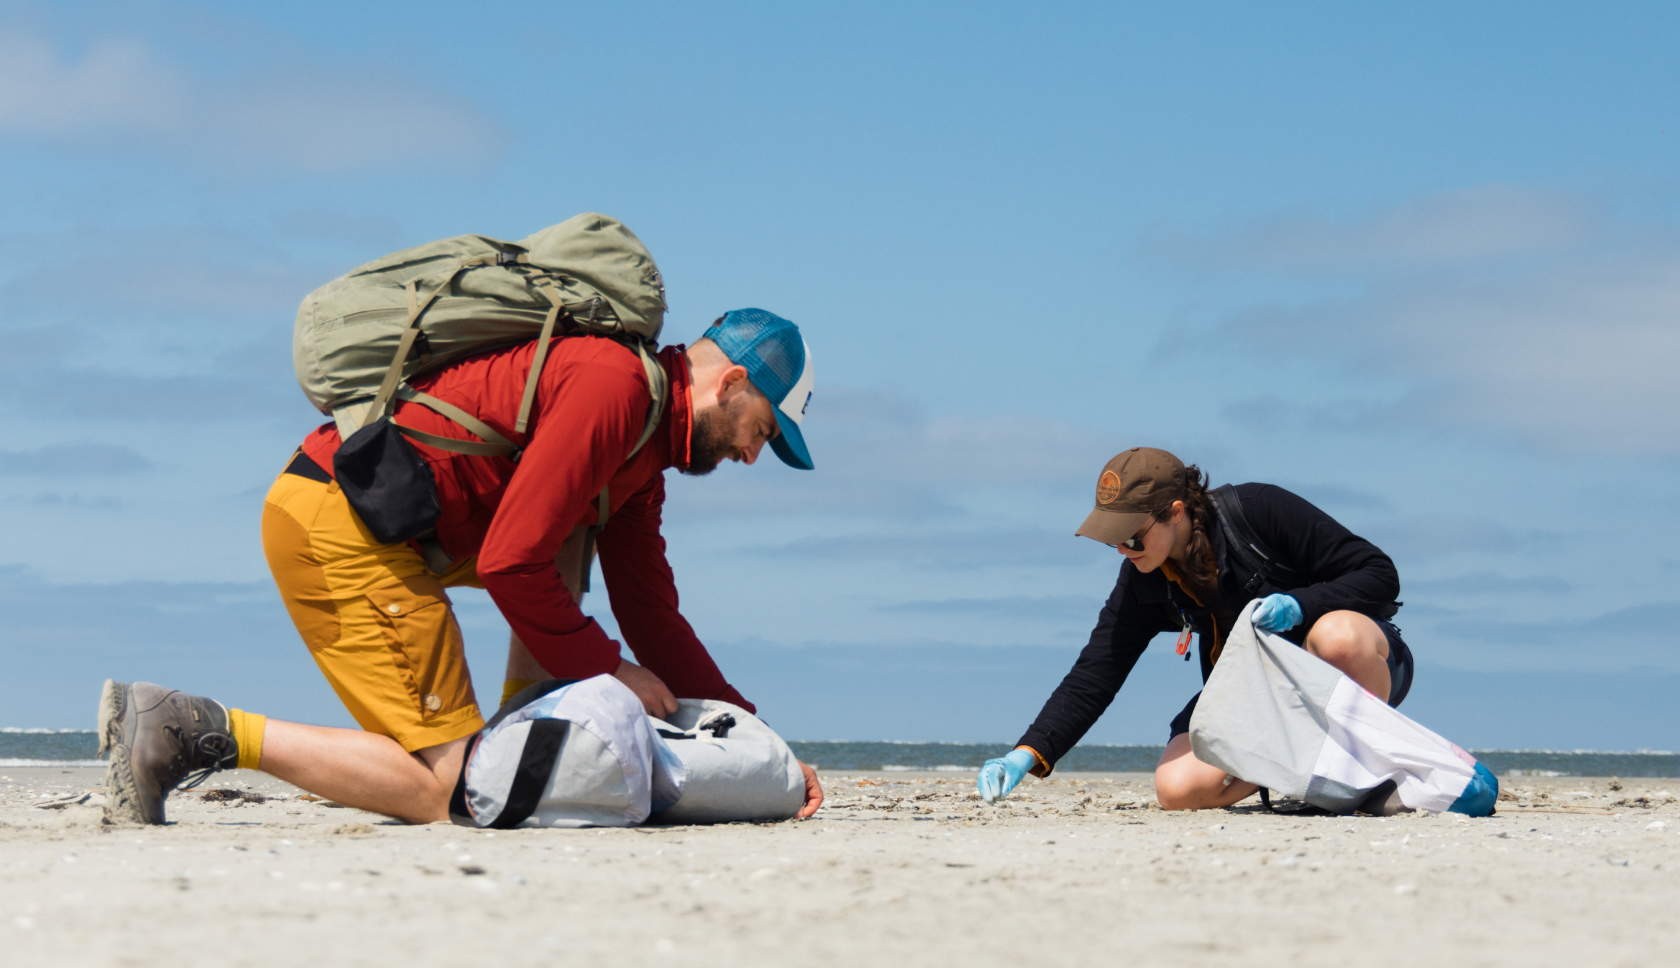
[{"x1": 2, "y1": 766, "x2": 1675, "y2": 967}]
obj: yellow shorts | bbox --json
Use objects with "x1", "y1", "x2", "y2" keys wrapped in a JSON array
[{"x1": 261, "y1": 466, "x2": 485, "y2": 752}]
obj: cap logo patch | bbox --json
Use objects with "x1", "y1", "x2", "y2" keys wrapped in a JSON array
[
  {"x1": 1096, "y1": 470, "x2": 1122, "y2": 505},
  {"x1": 801, "y1": 390, "x2": 811, "y2": 415}
]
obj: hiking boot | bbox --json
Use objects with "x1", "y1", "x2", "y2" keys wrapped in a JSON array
[{"x1": 98, "y1": 680, "x2": 238, "y2": 825}]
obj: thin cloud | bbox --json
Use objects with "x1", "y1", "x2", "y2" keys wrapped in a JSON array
[
  {"x1": 1274, "y1": 482, "x2": 1393, "y2": 514},
  {"x1": 1160, "y1": 185, "x2": 1680, "y2": 457},
  {"x1": 0, "y1": 444, "x2": 150, "y2": 475},
  {"x1": 0, "y1": 33, "x2": 179, "y2": 132},
  {"x1": 1406, "y1": 572, "x2": 1572, "y2": 596},
  {"x1": 1142, "y1": 185, "x2": 1597, "y2": 272},
  {"x1": 1362, "y1": 516, "x2": 1553, "y2": 562},
  {"x1": 1426, "y1": 600, "x2": 1680, "y2": 674},
  {"x1": 666, "y1": 384, "x2": 1116, "y2": 520},
  {"x1": 877, "y1": 594, "x2": 1102, "y2": 620},
  {"x1": 1450, "y1": 601, "x2": 1680, "y2": 646},
  {"x1": 0, "y1": 28, "x2": 505, "y2": 174},
  {"x1": 0, "y1": 351, "x2": 299, "y2": 423},
  {"x1": 744, "y1": 528, "x2": 1087, "y2": 569},
  {"x1": 808, "y1": 386, "x2": 1108, "y2": 486},
  {"x1": 0, "y1": 569, "x2": 343, "y2": 728},
  {"x1": 3, "y1": 247, "x2": 323, "y2": 320},
  {"x1": 1228, "y1": 249, "x2": 1680, "y2": 455}
]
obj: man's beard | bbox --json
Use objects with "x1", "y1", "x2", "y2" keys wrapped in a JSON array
[{"x1": 682, "y1": 400, "x2": 738, "y2": 476}]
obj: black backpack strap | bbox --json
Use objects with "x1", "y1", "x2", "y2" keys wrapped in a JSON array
[{"x1": 1207, "y1": 484, "x2": 1307, "y2": 596}]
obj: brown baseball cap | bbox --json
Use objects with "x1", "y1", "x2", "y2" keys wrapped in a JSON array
[{"x1": 1074, "y1": 447, "x2": 1187, "y2": 546}]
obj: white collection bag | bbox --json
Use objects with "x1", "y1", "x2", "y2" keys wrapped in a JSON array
[
  {"x1": 449, "y1": 675, "x2": 804, "y2": 829},
  {"x1": 1189, "y1": 601, "x2": 1498, "y2": 816},
  {"x1": 647, "y1": 700, "x2": 806, "y2": 825}
]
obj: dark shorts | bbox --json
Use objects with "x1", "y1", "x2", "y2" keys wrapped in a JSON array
[{"x1": 1167, "y1": 618, "x2": 1413, "y2": 740}]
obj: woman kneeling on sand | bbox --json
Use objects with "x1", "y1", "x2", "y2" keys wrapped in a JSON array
[{"x1": 977, "y1": 447, "x2": 1413, "y2": 810}]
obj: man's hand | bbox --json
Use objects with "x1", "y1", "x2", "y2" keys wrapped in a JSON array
[
  {"x1": 795, "y1": 760, "x2": 824, "y2": 818},
  {"x1": 613, "y1": 658, "x2": 678, "y2": 718}
]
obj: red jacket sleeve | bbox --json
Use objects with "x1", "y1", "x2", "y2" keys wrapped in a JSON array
[
  {"x1": 595, "y1": 473, "x2": 755, "y2": 713},
  {"x1": 476, "y1": 360, "x2": 644, "y2": 681}
]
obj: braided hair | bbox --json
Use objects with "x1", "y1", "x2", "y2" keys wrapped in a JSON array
[{"x1": 1160, "y1": 463, "x2": 1218, "y2": 604}]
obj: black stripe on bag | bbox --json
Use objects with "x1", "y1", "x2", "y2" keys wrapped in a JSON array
[
  {"x1": 447, "y1": 733, "x2": 482, "y2": 825},
  {"x1": 489, "y1": 719, "x2": 570, "y2": 830},
  {"x1": 451, "y1": 679, "x2": 578, "y2": 828}
]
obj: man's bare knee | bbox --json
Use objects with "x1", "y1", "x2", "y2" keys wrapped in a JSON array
[{"x1": 397, "y1": 741, "x2": 467, "y2": 823}]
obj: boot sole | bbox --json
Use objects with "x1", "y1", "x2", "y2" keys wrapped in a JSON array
[
  {"x1": 96, "y1": 678, "x2": 125, "y2": 758},
  {"x1": 97, "y1": 680, "x2": 155, "y2": 825},
  {"x1": 103, "y1": 742, "x2": 151, "y2": 825}
]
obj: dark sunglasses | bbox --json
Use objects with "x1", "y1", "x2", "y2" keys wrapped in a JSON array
[{"x1": 1118, "y1": 518, "x2": 1160, "y2": 552}]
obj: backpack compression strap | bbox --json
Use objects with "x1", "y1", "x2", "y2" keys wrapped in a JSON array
[
  {"x1": 365, "y1": 252, "x2": 533, "y2": 425},
  {"x1": 1206, "y1": 484, "x2": 1308, "y2": 596}
]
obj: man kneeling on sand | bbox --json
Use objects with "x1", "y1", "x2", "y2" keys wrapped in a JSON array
[{"x1": 99, "y1": 310, "x2": 825, "y2": 825}]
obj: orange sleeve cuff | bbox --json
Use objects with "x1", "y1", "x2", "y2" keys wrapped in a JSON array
[{"x1": 1016, "y1": 745, "x2": 1050, "y2": 777}]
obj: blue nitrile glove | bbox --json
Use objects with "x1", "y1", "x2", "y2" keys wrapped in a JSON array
[
  {"x1": 1251, "y1": 593, "x2": 1303, "y2": 632},
  {"x1": 977, "y1": 748, "x2": 1037, "y2": 803}
]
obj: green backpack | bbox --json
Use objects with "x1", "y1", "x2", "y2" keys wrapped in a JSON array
[{"x1": 293, "y1": 212, "x2": 670, "y2": 460}]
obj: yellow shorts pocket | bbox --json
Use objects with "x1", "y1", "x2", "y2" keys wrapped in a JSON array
[{"x1": 365, "y1": 576, "x2": 477, "y2": 727}]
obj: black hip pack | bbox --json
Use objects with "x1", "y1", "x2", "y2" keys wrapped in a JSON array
[{"x1": 333, "y1": 418, "x2": 443, "y2": 545}]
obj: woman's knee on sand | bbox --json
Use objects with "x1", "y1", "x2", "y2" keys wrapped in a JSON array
[{"x1": 1153, "y1": 733, "x2": 1258, "y2": 811}]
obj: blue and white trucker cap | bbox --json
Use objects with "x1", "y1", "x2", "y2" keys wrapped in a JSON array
[{"x1": 701, "y1": 309, "x2": 814, "y2": 470}]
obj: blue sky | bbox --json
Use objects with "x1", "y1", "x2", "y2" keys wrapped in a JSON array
[{"x1": 3, "y1": 1, "x2": 1679, "y2": 750}]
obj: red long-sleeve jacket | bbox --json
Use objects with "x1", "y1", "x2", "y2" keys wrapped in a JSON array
[{"x1": 300, "y1": 336, "x2": 752, "y2": 711}]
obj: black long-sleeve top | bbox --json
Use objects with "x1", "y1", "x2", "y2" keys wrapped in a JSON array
[{"x1": 1014, "y1": 482, "x2": 1400, "y2": 773}]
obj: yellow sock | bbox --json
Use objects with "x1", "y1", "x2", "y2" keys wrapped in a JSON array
[
  {"x1": 501, "y1": 679, "x2": 540, "y2": 707},
  {"x1": 227, "y1": 708, "x2": 266, "y2": 771}
]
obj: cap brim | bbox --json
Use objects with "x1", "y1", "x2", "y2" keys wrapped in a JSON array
[
  {"x1": 769, "y1": 408, "x2": 814, "y2": 470},
  {"x1": 1075, "y1": 507, "x2": 1152, "y2": 546}
]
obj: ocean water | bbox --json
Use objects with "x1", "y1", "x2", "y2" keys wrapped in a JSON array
[
  {"x1": 784, "y1": 741, "x2": 1680, "y2": 779},
  {"x1": 0, "y1": 729, "x2": 105, "y2": 767},
  {"x1": 6, "y1": 730, "x2": 1677, "y2": 777}
]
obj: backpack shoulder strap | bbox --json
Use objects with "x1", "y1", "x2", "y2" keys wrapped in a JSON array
[
  {"x1": 627, "y1": 342, "x2": 669, "y2": 459},
  {"x1": 580, "y1": 346, "x2": 667, "y2": 571},
  {"x1": 1207, "y1": 484, "x2": 1306, "y2": 596}
]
